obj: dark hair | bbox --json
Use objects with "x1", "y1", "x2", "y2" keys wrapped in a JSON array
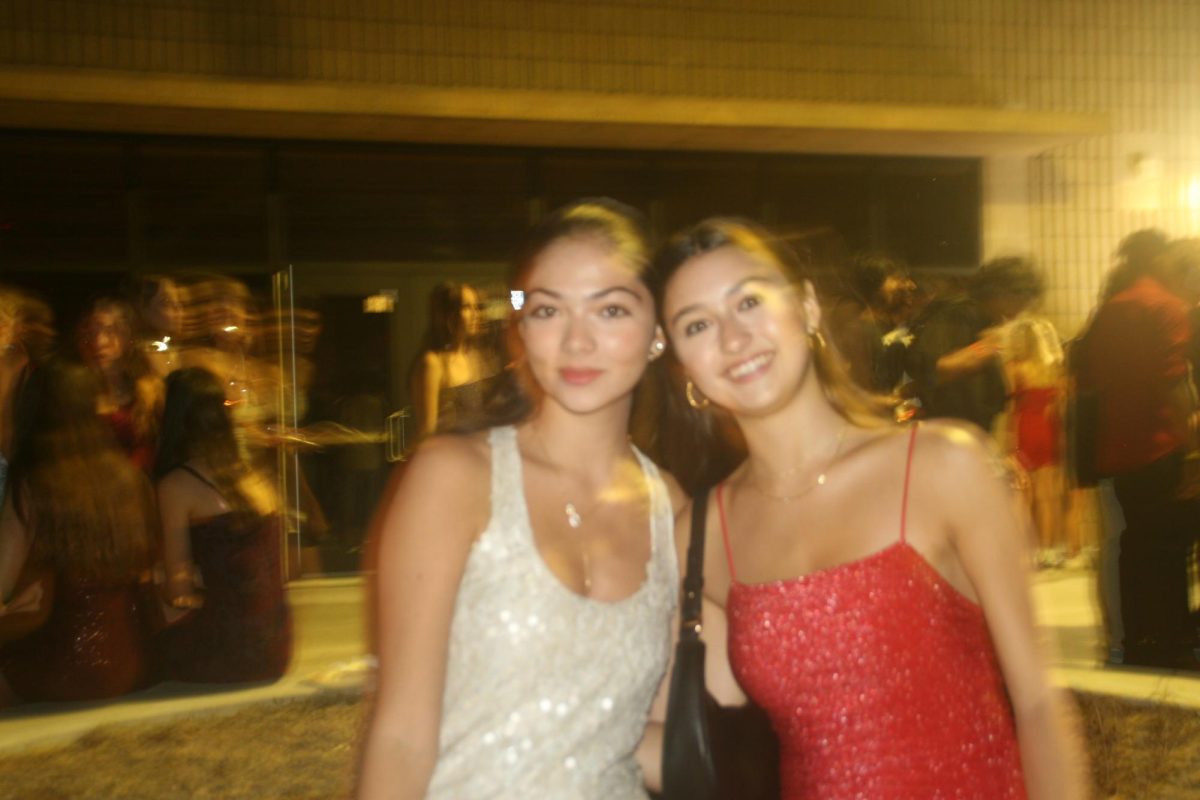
[
  {"x1": 426, "y1": 282, "x2": 472, "y2": 351},
  {"x1": 968, "y1": 256, "x2": 1044, "y2": 302},
  {"x1": 1103, "y1": 228, "x2": 1170, "y2": 300},
  {"x1": 846, "y1": 252, "x2": 903, "y2": 307},
  {"x1": 458, "y1": 198, "x2": 654, "y2": 432},
  {"x1": 154, "y1": 367, "x2": 251, "y2": 511},
  {"x1": 649, "y1": 218, "x2": 891, "y2": 493},
  {"x1": 8, "y1": 359, "x2": 155, "y2": 582}
]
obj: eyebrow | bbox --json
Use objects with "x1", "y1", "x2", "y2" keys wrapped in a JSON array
[
  {"x1": 668, "y1": 274, "x2": 780, "y2": 327},
  {"x1": 524, "y1": 286, "x2": 644, "y2": 303}
]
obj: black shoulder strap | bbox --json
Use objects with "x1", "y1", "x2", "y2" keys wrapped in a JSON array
[
  {"x1": 175, "y1": 463, "x2": 225, "y2": 499},
  {"x1": 679, "y1": 486, "x2": 709, "y2": 643}
]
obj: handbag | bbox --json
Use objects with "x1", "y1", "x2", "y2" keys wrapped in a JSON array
[{"x1": 661, "y1": 487, "x2": 780, "y2": 800}]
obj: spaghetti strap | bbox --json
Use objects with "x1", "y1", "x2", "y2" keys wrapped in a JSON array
[
  {"x1": 175, "y1": 463, "x2": 225, "y2": 499},
  {"x1": 899, "y1": 424, "x2": 919, "y2": 543},
  {"x1": 715, "y1": 482, "x2": 738, "y2": 583}
]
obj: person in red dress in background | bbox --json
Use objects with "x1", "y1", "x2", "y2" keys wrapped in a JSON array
[
  {"x1": 151, "y1": 366, "x2": 292, "y2": 683},
  {"x1": 652, "y1": 219, "x2": 1087, "y2": 799},
  {"x1": 77, "y1": 297, "x2": 163, "y2": 472},
  {"x1": 0, "y1": 359, "x2": 157, "y2": 706},
  {"x1": 998, "y1": 312, "x2": 1077, "y2": 566}
]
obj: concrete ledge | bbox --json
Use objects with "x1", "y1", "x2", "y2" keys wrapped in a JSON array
[
  {"x1": 0, "y1": 67, "x2": 1109, "y2": 157},
  {"x1": 4, "y1": 569, "x2": 1198, "y2": 757}
]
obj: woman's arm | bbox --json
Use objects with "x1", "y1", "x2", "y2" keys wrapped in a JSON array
[
  {"x1": 928, "y1": 425, "x2": 1089, "y2": 800},
  {"x1": 155, "y1": 471, "x2": 203, "y2": 622},
  {"x1": 356, "y1": 435, "x2": 490, "y2": 800},
  {"x1": 0, "y1": 493, "x2": 31, "y2": 605},
  {"x1": 0, "y1": 492, "x2": 53, "y2": 645},
  {"x1": 420, "y1": 352, "x2": 445, "y2": 437},
  {"x1": 936, "y1": 336, "x2": 1000, "y2": 383}
]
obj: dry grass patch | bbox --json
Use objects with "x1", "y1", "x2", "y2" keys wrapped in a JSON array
[
  {"x1": 0, "y1": 693, "x2": 364, "y2": 800},
  {"x1": 1080, "y1": 692, "x2": 1200, "y2": 799},
  {"x1": 0, "y1": 690, "x2": 1198, "y2": 798}
]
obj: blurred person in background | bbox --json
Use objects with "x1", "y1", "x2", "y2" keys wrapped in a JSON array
[
  {"x1": 0, "y1": 359, "x2": 157, "y2": 705},
  {"x1": 907, "y1": 256, "x2": 1044, "y2": 435},
  {"x1": 179, "y1": 276, "x2": 290, "y2": 460},
  {"x1": 77, "y1": 297, "x2": 163, "y2": 471},
  {"x1": 829, "y1": 252, "x2": 917, "y2": 396},
  {"x1": 180, "y1": 276, "x2": 260, "y2": 408},
  {"x1": 151, "y1": 366, "x2": 291, "y2": 683},
  {"x1": 408, "y1": 281, "x2": 503, "y2": 438},
  {"x1": 997, "y1": 313, "x2": 1075, "y2": 567},
  {"x1": 1075, "y1": 230, "x2": 1200, "y2": 669},
  {"x1": 0, "y1": 286, "x2": 55, "y2": 503},
  {"x1": 128, "y1": 274, "x2": 186, "y2": 376}
]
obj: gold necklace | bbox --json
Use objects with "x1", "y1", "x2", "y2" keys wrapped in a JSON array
[{"x1": 749, "y1": 423, "x2": 849, "y2": 502}]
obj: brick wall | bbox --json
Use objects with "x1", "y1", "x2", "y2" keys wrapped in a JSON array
[{"x1": 2, "y1": 0, "x2": 1199, "y2": 331}]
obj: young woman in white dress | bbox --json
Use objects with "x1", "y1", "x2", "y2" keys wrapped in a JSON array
[{"x1": 356, "y1": 199, "x2": 684, "y2": 800}]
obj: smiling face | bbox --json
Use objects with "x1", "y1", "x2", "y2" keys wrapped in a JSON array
[
  {"x1": 517, "y1": 234, "x2": 663, "y2": 416},
  {"x1": 664, "y1": 244, "x2": 821, "y2": 418}
]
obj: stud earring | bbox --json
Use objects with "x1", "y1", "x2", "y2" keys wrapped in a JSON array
[
  {"x1": 685, "y1": 380, "x2": 710, "y2": 410},
  {"x1": 808, "y1": 329, "x2": 826, "y2": 352},
  {"x1": 648, "y1": 340, "x2": 666, "y2": 362}
]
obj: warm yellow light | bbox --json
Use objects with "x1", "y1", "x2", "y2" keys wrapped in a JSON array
[{"x1": 1187, "y1": 177, "x2": 1200, "y2": 210}]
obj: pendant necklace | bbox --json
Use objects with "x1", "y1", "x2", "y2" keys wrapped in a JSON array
[
  {"x1": 751, "y1": 423, "x2": 850, "y2": 502},
  {"x1": 527, "y1": 426, "x2": 605, "y2": 592}
]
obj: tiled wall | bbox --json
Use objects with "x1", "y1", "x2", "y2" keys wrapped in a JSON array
[{"x1": 3, "y1": 0, "x2": 1199, "y2": 332}]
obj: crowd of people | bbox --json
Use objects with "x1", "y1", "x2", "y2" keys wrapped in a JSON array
[
  {"x1": 4, "y1": 199, "x2": 1198, "y2": 797},
  {"x1": 0, "y1": 276, "x2": 293, "y2": 707}
]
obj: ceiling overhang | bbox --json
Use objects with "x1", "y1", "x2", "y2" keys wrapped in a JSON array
[{"x1": 0, "y1": 67, "x2": 1109, "y2": 157}]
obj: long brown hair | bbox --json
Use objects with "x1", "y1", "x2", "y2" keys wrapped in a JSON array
[
  {"x1": 649, "y1": 217, "x2": 892, "y2": 493},
  {"x1": 8, "y1": 359, "x2": 156, "y2": 582},
  {"x1": 153, "y1": 367, "x2": 253, "y2": 513},
  {"x1": 454, "y1": 197, "x2": 655, "y2": 432}
]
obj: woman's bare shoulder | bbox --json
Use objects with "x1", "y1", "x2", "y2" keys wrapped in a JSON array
[
  {"x1": 906, "y1": 420, "x2": 1015, "y2": 519},
  {"x1": 409, "y1": 430, "x2": 491, "y2": 474},
  {"x1": 385, "y1": 430, "x2": 493, "y2": 521},
  {"x1": 912, "y1": 419, "x2": 1000, "y2": 470}
]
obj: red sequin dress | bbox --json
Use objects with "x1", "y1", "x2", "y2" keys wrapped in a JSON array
[
  {"x1": 0, "y1": 573, "x2": 150, "y2": 702},
  {"x1": 719, "y1": 427, "x2": 1026, "y2": 799},
  {"x1": 1011, "y1": 383, "x2": 1060, "y2": 472},
  {"x1": 154, "y1": 510, "x2": 292, "y2": 683}
]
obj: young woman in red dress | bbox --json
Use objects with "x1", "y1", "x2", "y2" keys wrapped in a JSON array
[{"x1": 652, "y1": 219, "x2": 1087, "y2": 800}]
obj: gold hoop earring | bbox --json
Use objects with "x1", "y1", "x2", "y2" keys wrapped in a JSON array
[
  {"x1": 808, "y1": 329, "x2": 826, "y2": 352},
  {"x1": 685, "y1": 380, "x2": 710, "y2": 410}
]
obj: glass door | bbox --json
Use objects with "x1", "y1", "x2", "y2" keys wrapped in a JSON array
[{"x1": 273, "y1": 262, "x2": 507, "y2": 578}]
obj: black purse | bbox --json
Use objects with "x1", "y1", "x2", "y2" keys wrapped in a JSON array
[{"x1": 661, "y1": 487, "x2": 780, "y2": 800}]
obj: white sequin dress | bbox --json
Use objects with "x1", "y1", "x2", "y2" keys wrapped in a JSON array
[{"x1": 426, "y1": 425, "x2": 678, "y2": 800}]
